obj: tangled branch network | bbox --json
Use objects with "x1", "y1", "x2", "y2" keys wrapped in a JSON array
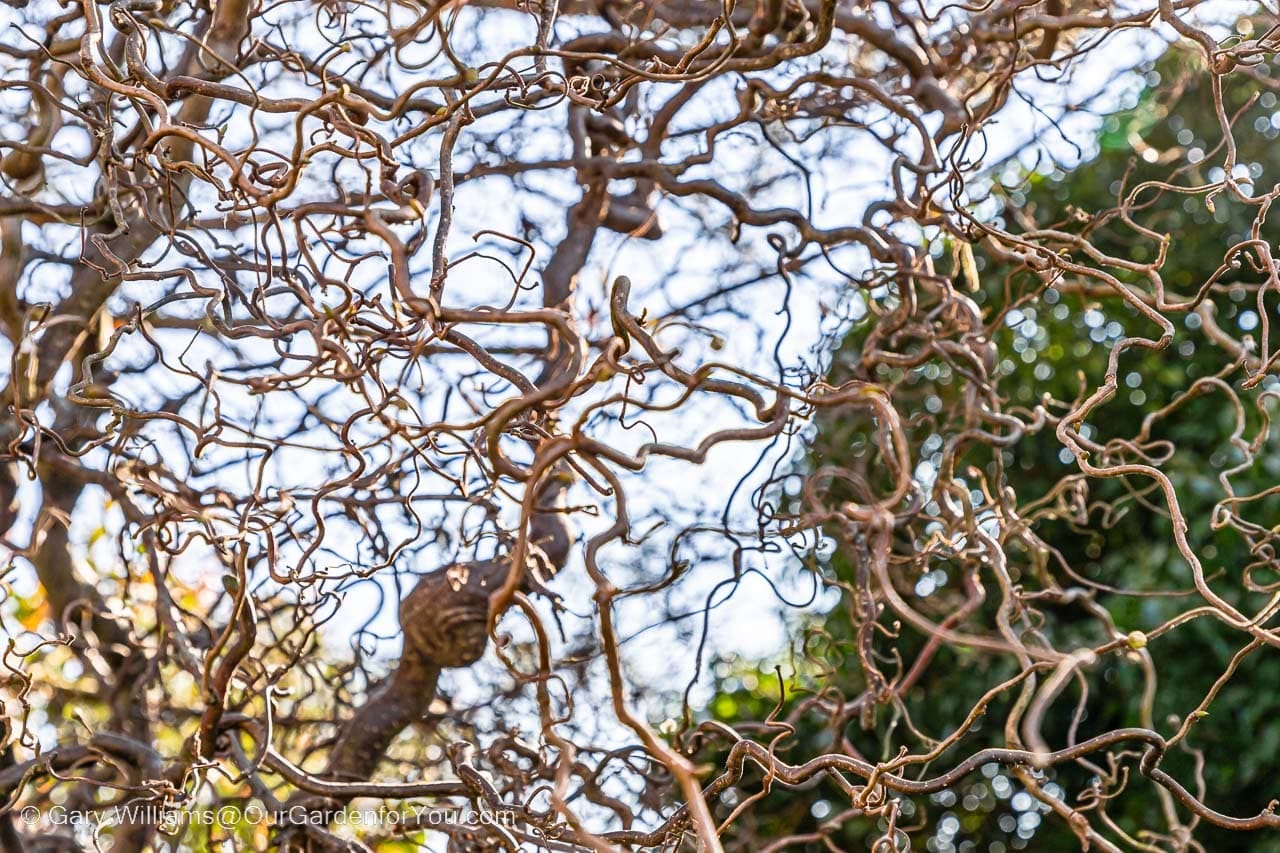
[{"x1": 0, "y1": 0, "x2": 1278, "y2": 850}]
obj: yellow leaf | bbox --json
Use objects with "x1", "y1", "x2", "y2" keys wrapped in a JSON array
[{"x1": 18, "y1": 598, "x2": 49, "y2": 631}]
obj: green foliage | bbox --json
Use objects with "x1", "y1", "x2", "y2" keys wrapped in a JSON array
[{"x1": 701, "y1": 44, "x2": 1280, "y2": 852}]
